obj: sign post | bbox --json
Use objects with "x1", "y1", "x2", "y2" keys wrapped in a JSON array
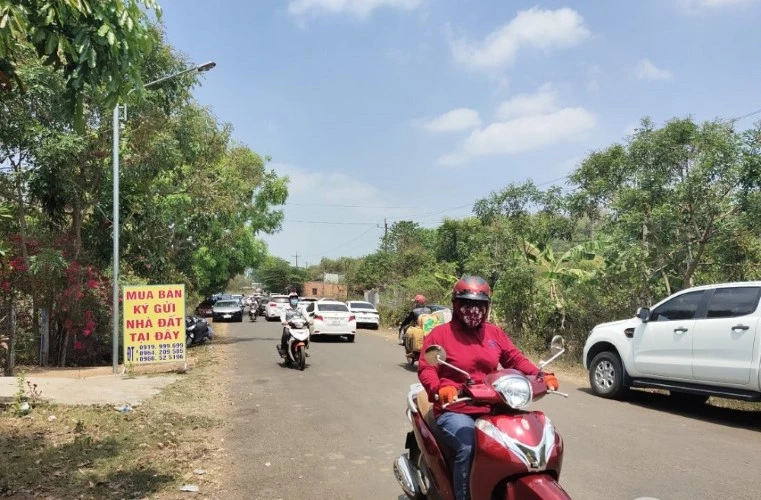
[{"x1": 123, "y1": 284, "x2": 186, "y2": 370}]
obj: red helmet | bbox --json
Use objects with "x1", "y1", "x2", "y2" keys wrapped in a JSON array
[
  {"x1": 452, "y1": 276, "x2": 491, "y2": 303},
  {"x1": 414, "y1": 294, "x2": 426, "y2": 304}
]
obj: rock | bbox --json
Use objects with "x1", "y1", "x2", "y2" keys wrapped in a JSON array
[
  {"x1": 193, "y1": 469, "x2": 206, "y2": 475},
  {"x1": 47, "y1": 415, "x2": 57, "y2": 422},
  {"x1": 179, "y1": 484, "x2": 200, "y2": 492}
]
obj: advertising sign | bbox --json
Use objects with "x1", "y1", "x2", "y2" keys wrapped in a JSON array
[{"x1": 123, "y1": 284, "x2": 186, "y2": 365}]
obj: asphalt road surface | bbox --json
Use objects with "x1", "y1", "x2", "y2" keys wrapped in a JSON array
[{"x1": 219, "y1": 318, "x2": 760, "y2": 500}]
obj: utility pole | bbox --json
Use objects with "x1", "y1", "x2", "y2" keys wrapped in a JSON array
[
  {"x1": 293, "y1": 252, "x2": 300, "y2": 268},
  {"x1": 384, "y1": 218, "x2": 388, "y2": 240}
]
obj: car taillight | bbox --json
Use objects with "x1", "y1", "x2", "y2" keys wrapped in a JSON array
[
  {"x1": 349, "y1": 315, "x2": 355, "y2": 321},
  {"x1": 315, "y1": 315, "x2": 324, "y2": 321},
  {"x1": 269, "y1": 303, "x2": 276, "y2": 307}
]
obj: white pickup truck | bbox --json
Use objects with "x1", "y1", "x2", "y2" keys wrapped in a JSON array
[{"x1": 582, "y1": 282, "x2": 761, "y2": 403}]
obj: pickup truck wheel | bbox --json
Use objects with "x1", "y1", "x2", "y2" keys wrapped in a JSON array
[{"x1": 589, "y1": 351, "x2": 626, "y2": 399}]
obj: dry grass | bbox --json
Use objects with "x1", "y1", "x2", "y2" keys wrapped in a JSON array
[{"x1": 0, "y1": 325, "x2": 233, "y2": 500}]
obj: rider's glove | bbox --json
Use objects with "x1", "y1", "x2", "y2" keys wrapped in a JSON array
[
  {"x1": 542, "y1": 372, "x2": 559, "y2": 391},
  {"x1": 437, "y1": 386, "x2": 458, "y2": 404}
]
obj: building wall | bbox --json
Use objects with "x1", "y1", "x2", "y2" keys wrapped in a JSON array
[{"x1": 303, "y1": 281, "x2": 348, "y2": 300}]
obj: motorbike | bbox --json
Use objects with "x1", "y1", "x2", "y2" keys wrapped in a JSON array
[
  {"x1": 275, "y1": 317, "x2": 310, "y2": 370},
  {"x1": 249, "y1": 299, "x2": 259, "y2": 322},
  {"x1": 185, "y1": 316, "x2": 213, "y2": 347},
  {"x1": 394, "y1": 335, "x2": 571, "y2": 500}
]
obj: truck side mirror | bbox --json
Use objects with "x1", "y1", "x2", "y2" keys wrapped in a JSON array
[{"x1": 636, "y1": 307, "x2": 650, "y2": 323}]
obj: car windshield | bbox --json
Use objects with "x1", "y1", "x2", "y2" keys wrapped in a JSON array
[
  {"x1": 350, "y1": 302, "x2": 375, "y2": 309},
  {"x1": 272, "y1": 297, "x2": 290, "y2": 303},
  {"x1": 215, "y1": 301, "x2": 238, "y2": 307},
  {"x1": 318, "y1": 304, "x2": 349, "y2": 312}
]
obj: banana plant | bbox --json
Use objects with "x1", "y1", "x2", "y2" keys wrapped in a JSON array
[{"x1": 523, "y1": 239, "x2": 606, "y2": 326}]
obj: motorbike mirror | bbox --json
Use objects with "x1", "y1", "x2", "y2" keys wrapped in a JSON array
[
  {"x1": 549, "y1": 335, "x2": 565, "y2": 353},
  {"x1": 424, "y1": 345, "x2": 446, "y2": 366}
]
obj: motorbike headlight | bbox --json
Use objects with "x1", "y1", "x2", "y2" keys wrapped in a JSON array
[{"x1": 492, "y1": 375, "x2": 532, "y2": 409}]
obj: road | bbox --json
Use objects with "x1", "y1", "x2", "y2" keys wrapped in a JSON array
[{"x1": 219, "y1": 318, "x2": 760, "y2": 500}]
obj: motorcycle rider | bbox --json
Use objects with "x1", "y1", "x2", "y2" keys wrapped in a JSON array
[
  {"x1": 280, "y1": 292, "x2": 307, "y2": 355},
  {"x1": 398, "y1": 294, "x2": 431, "y2": 345},
  {"x1": 418, "y1": 276, "x2": 559, "y2": 500}
]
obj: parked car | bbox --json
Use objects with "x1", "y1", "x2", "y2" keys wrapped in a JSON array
[
  {"x1": 212, "y1": 299, "x2": 243, "y2": 322},
  {"x1": 346, "y1": 301, "x2": 380, "y2": 329},
  {"x1": 305, "y1": 299, "x2": 357, "y2": 342},
  {"x1": 195, "y1": 298, "x2": 216, "y2": 317},
  {"x1": 583, "y1": 282, "x2": 761, "y2": 404},
  {"x1": 264, "y1": 294, "x2": 291, "y2": 321}
]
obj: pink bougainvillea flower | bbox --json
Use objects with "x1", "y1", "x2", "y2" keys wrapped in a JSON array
[
  {"x1": 87, "y1": 279, "x2": 99, "y2": 289},
  {"x1": 73, "y1": 340, "x2": 85, "y2": 351},
  {"x1": 0, "y1": 281, "x2": 9, "y2": 293},
  {"x1": 82, "y1": 329, "x2": 92, "y2": 337}
]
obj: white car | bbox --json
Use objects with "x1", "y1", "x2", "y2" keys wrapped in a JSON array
[
  {"x1": 264, "y1": 295, "x2": 290, "y2": 321},
  {"x1": 305, "y1": 299, "x2": 357, "y2": 342},
  {"x1": 346, "y1": 301, "x2": 380, "y2": 329},
  {"x1": 583, "y1": 282, "x2": 761, "y2": 404}
]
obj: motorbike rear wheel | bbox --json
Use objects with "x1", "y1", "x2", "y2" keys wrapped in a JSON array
[{"x1": 297, "y1": 345, "x2": 306, "y2": 371}]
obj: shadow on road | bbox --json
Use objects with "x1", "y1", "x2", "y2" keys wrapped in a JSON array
[
  {"x1": 576, "y1": 387, "x2": 761, "y2": 432},
  {"x1": 398, "y1": 362, "x2": 417, "y2": 373},
  {"x1": 210, "y1": 336, "x2": 260, "y2": 345}
]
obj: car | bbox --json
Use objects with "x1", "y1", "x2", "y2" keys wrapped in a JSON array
[
  {"x1": 212, "y1": 299, "x2": 244, "y2": 322},
  {"x1": 346, "y1": 300, "x2": 380, "y2": 329},
  {"x1": 583, "y1": 281, "x2": 761, "y2": 404},
  {"x1": 305, "y1": 299, "x2": 357, "y2": 342},
  {"x1": 195, "y1": 298, "x2": 216, "y2": 317},
  {"x1": 264, "y1": 294, "x2": 291, "y2": 321}
]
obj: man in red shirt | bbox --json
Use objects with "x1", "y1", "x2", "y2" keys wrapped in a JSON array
[{"x1": 418, "y1": 276, "x2": 559, "y2": 500}]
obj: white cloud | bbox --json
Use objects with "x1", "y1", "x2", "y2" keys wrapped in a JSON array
[
  {"x1": 288, "y1": 0, "x2": 422, "y2": 18},
  {"x1": 448, "y1": 7, "x2": 590, "y2": 72},
  {"x1": 435, "y1": 85, "x2": 596, "y2": 166},
  {"x1": 461, "y1": 108, "x2": 596, "y2": 156},
  {"x1": 273, "y1": 163, "x2": 385, "y2": 207},
  {"x1": 495, "y1": 83, "x2": 558, "y2": 120},
  {"x1": 422, "y1": 108, "x2": 481, "y2": 134},
  {"x1": 634, "y1": 58, "x2": 673, "y2": 81}
]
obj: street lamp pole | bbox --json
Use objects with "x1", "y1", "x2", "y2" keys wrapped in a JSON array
[{"x1": 112, "y1": 61, "x2": 216, "y2": 374}]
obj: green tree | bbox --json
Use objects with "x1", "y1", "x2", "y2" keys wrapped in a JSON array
[{"x1": 569, "y1": 117, "x2": 761, "y2": 294}]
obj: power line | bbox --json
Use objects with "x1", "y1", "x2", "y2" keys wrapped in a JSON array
[
  {"x1": 285, "y1": 202, "x2": 430, "y2": 209},
  {"x1": 303, "y1": 225, "x2": 381, "y2": 259},
  {"x1": 285, "y1": 220, "x2": 379, "y2": 225},
  {"x1": 730, "y1": 107, "x2": 761, "y2": 123}
]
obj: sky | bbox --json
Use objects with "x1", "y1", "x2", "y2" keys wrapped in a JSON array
[{"x1": 158, "y1": 0, "x2": 761, "y2": 266}]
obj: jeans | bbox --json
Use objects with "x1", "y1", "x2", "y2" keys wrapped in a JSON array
[{"x1": 436, "y1": 412, "x2": 476, "y2": 500}]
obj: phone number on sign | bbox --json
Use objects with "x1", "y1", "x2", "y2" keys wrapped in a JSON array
[{"x1": 158, "y1": 342, "x2": 185, "y2": 361}]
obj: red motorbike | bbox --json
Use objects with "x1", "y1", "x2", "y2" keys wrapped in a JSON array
[{"x1": 394, "y1": 336, "x2": 571, "y2": 500}]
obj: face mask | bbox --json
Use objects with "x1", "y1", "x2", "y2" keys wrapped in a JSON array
[
  {"x1": 290, "y1": 300, "x2": 299, "y2": 307},
  {"x1": 456, "y1": 301, "x2": 488, "y2": 329}
]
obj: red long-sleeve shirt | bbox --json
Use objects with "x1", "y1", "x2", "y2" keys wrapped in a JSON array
[{"x1": 418, "y1": 321, "x2": 539, "y2": 417}]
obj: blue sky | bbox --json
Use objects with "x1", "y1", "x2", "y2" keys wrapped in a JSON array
[{"x1": 159, "y1": 0, "x2": 761, "y2": 265}]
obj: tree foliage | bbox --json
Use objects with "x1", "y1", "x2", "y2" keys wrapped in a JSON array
[{"x1": 0, "y1": 20, "x2": 288, "y2": 367}]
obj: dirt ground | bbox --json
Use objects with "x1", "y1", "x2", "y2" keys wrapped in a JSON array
[{"x1": 0, "y1": 322, "x2": 238, "y2": 500}]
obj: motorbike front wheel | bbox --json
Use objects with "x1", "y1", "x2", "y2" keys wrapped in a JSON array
[{"x1": 297, "y1": 345, "x2": 306, "y2": 371}]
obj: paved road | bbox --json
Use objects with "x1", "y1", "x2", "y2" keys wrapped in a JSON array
[{"x1": 220, "y1": 319, "x2": 760, "y2": 500}]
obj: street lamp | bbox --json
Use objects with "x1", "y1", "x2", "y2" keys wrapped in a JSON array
[{"x1": 112, "y1": 61, "x2": 216, "y2": 374}]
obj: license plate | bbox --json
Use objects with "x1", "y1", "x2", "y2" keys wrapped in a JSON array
[
  {"x1": 223, "y1": 314, "x2": 232, "y2": 318},
  {"x1": 328, "y1": 319, "x2": 342, "y2": 325}
]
